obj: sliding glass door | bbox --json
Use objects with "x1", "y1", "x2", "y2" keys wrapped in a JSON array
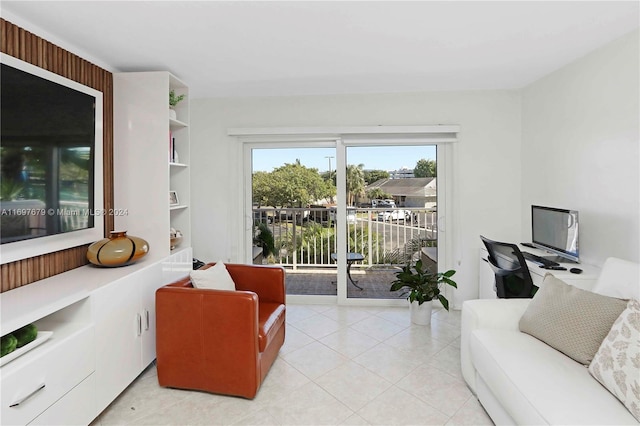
[
  {"x1": 341, "y1": 145, "x2": 439, "y2": 301},
  {"x1": 251, "y1": 145, "x2": 338, "y2": 298},
  {"x1": 246, "y1": 139, "x2": 446, "y2": 305}
]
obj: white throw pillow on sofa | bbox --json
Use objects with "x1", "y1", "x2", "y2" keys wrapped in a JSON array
[
  {"x1": 190, "y1": 261, "x2": 236, "y2": 291},
  {"x1": 589, "y1": 299, "x2": 640, "y2": 422}
]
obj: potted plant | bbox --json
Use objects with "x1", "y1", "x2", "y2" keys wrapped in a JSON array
[
  {"x1": 0, "y1": 179, "x2": 23, "y2": 201},
  {"x1": 253, "y1": 222, "x2": 277, "y2": 261},
  {"x1": 390, "y1": 259, "x2": 457, "y2": 325},
  {"x1": 169, "y1": 89, "x2": 185, "y2": 120}
]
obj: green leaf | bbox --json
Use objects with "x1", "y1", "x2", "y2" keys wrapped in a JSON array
[
  {"x1": 390, "y1": 282, "x2": 405, "y2": 292},
  {"x1": 438, "y1": 294, "x2": 449, "y2": 311},
  {"x1": 414, "y1": 259, "x2": 424, "y2": 274},
  {"x1": 442, "y1": 277, "x2": 457, "y2": 288}
]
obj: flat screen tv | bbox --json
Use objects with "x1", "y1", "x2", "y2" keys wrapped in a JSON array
[
  {"x1": 0, "y1": 53, "x2": 103, "y2": 264},
  {"x1": 531, "y1": 205, "x2": 579, "y2": 263}
]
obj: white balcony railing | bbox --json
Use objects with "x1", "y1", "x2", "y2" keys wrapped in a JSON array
[
  {"x1": 59, "y1": 201, "x2": 90, "y2": 231},
  {"x1": 253, "y1": 206, "x2": 437, "y2": 269}
]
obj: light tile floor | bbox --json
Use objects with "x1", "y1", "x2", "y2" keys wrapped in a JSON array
[{"x1": 91, "y1": 304, "x2": 493, "y2": 426}]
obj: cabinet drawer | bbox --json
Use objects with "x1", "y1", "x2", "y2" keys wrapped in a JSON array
[
  {"x1": 1, "y1": 324, "x2": 94, "y2": 426},
  {"x1": 29, "y1": 373, "x2": 96, "y2": 426}
]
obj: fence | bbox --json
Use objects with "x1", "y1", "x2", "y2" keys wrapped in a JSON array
[
  {"x1": 253, "y1": 206, "x2": 437, "y2": 269},
  {"x1": 59, "y1": 201, "x2": 90, "y2": 231}
]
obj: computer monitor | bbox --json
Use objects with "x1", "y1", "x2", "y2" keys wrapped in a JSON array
[{"x1": 531, "y1": 205, "x2": 580, "y2": 263}]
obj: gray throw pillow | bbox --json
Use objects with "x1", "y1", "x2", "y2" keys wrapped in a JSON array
[{"x1": 519, "y1": 274, "x2": 627, "y2": 365}]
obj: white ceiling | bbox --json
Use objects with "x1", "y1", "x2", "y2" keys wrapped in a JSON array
[{"x1": 2, "y1": 1, "x2": 639, "y2": 99}]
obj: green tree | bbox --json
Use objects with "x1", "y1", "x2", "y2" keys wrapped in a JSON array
[
  {"x1": 320, "y1": 170, "x2": 336, "y2": 186},
  {"x1": 252, "y1": 171, "x2": 273, "y2": 206},
  {"x1": 346, "y1": 163, "x2": 365, "y2": 206},
  {"x1": 363, "y1": 169, "x2": 389, "y2": 185},
  {"x1": 414, "y1": 159, "x2": 436, "y2": 178},
  {"x1": 252, "y1": 162, "x2": 335, "y2": 207},
  {"x1": 366, "y1": 187, "x2": 391, "y2": 201}
]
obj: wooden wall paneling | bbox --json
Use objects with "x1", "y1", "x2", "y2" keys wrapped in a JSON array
[
  {"x1": 1, "y1": 265, "x2": 8, "y2": 292},
  {"x1": 0, "y1": 18, "x2": 114, "y2": 291}
]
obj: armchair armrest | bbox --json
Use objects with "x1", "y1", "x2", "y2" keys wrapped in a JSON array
[
  {"x1": 462, "y1": 299, "x2": 531, "y2": 332},
  {"x1": 461, "y1": 299, "x2": 531, "y2": 393}
]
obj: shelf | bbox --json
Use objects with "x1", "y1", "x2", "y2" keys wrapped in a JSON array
[
  {"x1": 170, "y1": 205, "x2": 188, "y2": 211},
  {"x1": 169, "y1": 118, "x2": 188, "y2": 130},
  {"x1": 169, "y1": 162, "x2": 188, "y2": 168},
  {"x1": 0, "y1": 332, "x2": 53, "y2": 368}
]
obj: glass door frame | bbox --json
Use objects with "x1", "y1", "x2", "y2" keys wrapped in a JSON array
[
  {"x1": 239, "y1": 128, "x2": 457, "y2": 307},
  {"x1": 337, "y1": 137, "x2": 453, "y2": 306},
  {"x1": 243, "y1": 139, "x2": 342, "y2": 305}
]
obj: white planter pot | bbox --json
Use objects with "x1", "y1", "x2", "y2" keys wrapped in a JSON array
[
  {"x1": 410, "y1": 300, "x2": 433, "y2": 325},
  {"x1": 169, "y1": 108, "x2": 177, "y2": 120}
]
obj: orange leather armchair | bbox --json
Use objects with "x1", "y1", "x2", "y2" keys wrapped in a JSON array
[{"x1": 155, "y1": 263, "x2": 286, "y2": 399}]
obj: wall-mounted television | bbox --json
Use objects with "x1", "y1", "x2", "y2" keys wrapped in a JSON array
[
  {"x1": 531, "y1": 205, "x2": 579, "y2": 263},
  {"x1": 0, "y1": 53, "x2": 103, "y2": 265}
]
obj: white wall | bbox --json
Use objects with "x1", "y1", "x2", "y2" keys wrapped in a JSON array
[
  {"x1": 521, "y1": 30, "x2": 640, "y2": 265},
  {"x1": 190, "y1": 90, "x2": 522, "y2": 308},
  {"x1": 0, "y1": 10, "x2": 116, "y2": 73}
]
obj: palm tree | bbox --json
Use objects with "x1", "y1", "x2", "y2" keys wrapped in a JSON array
[
  {"x1": 366, "y1": 187, "x2": 390, "y2": 203},
  {"x1": 346, "y1": 163, "x2": 365, "y2": 206}
]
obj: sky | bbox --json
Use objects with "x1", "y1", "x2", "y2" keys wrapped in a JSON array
[{"x1": 252, "y1": 145, "x2": 437, "y2": 173}]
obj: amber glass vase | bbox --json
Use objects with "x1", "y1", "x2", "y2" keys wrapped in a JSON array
[{"x1": 87, "y1": 231, "x2": 149, "y2": 267}]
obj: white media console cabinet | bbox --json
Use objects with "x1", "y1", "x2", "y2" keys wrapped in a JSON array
[{"x1": 0, "y1": 247, "x2": 192, "y2": 425}]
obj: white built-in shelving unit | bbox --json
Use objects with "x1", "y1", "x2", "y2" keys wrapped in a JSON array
[
  {"x1": 113, "y1": 71, "x2": 191, "y2": 260},
  {"x1": 168, "y1": 75, "x2": 190, "y2": 243}
]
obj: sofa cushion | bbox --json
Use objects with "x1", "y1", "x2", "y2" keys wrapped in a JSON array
[
  {"x1": 519, "y1": 274, "x2": 627, "y2": 365},
  {"x1": 589, "y1": 299, "x2": 640, "y2": 422},
  {"x1": 592, "y1": 257, "x2": 640, "y2": 300},
  {"x1": 257, "y1": 302, "x2": 285, "y2": 353},
  {"x1": 470, "y1": 329, "x2": 638, "y2": 425},
  {"x1": 190, "y1": 261, "x2": 236, "y2": 291}
]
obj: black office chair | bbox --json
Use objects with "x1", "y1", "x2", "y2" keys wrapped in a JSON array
[{"x1": 480, "y1": 235, "x2": 536, "y2": 298}]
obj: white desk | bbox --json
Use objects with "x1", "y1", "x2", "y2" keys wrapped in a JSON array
[{"x1": 478, "y1": 245, "x2": 600, "y2": 299}]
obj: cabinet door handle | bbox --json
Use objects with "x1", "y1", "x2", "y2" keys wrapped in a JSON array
[
  {"x1": 137, "y1": 313, "x2": 142, "y2": 336},
  {"x1": 145, "y1": 309, "x2": 150, "y2": 331},
  {"x1": 10, "y1": 383, "x2": 46, "y2": 407}
]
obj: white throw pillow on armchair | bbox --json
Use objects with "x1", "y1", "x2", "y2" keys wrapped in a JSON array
[{"x1": 190, "y1": 261, "x2": 236, "y2": 291}]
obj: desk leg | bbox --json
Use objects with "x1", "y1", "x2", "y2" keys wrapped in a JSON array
[{"x1": 346, "y1": 261, "x2": 363, "y2": 290}]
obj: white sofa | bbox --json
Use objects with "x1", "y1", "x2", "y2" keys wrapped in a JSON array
[{"x1": 461, "y1": 257, "x2": 640, "y2": 425}]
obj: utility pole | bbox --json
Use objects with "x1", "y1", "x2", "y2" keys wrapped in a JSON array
[
  {"x1": 325, "y1": 155, "x2": 335, "y2": 204},
  {"x1": 325, "y1": 156, "x2": 334, "y2": 180}
]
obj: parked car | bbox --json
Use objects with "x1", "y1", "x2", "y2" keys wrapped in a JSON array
[
  {"x1": 329, "y1": 207, "x2": 358, "y2": 224},
  {"x1": 371, "y1": 199, "x2": 396, "y2": 208},
  {"x1": 377, "y1": 209, "x2": 409, "y2": 222}
]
